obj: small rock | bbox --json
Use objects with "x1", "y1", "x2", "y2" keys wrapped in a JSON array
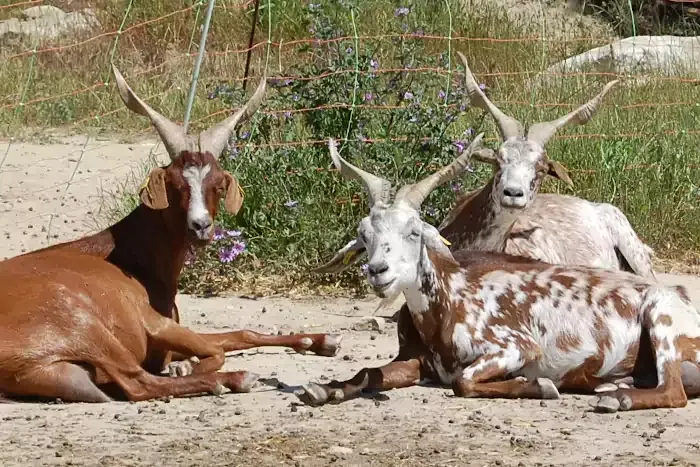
[{"x1": 352, "y1": 316, "x2": 385, "y2": 333}]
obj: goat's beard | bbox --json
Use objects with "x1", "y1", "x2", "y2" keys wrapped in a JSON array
[{"x1": 373, "y1": 287, "x2": 403, "y2": 315}]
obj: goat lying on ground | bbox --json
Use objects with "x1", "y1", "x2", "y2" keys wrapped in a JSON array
[
  {"x1": 0, "y1": 66, "x2": 341, "y2": 403},
  {"x1": 437, "y1": 52, "x2": 655, "y2": 277},
  {"x1": 298, "y1": 133, "x2": 700, "y2": 413}
]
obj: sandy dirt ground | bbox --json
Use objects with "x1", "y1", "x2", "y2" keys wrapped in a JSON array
[{"x1": 1, "y1": 136, "x2": 700, "y2": 467}]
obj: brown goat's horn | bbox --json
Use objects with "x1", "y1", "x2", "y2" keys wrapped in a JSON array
[
  {"x1": 198, "y1": 75, "x2": 268, "y2": 157},
  {"x1": 395, "y1": 133, "x2": 488, "y2": 209},
  {"x1": 526, "y1": 79, "x2": 619, "y2": 148},
  {"x1": 112, "y1": 65, "x2": 194, "y2": 161},
  {"x1": 327, "y1": 138, "x2": 393, "y2": 208},
  {"x1": 456, "y1": 52, "x2": 523, "y2": 141}
]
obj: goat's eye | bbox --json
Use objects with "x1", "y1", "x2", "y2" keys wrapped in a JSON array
[{"x1": 409, "y1": 230, "x2": 420, "y2": 239}]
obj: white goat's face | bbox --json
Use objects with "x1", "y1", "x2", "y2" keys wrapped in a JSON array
[
  {"x1": 356, "y1": 203, "x2": 427, "y2": 299},
  {"x1": 491, "y1": 138, "x2": 548, "y2": 210}
]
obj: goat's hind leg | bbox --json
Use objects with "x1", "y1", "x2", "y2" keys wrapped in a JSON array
[
  {"x1": 593, "y1": 293, "x2": 693, "y2": 413},
  {"x1": 1, "y1": 361, "x2": 111, "y2": 403}
]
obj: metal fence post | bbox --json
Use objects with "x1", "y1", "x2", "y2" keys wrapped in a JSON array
[{"x1": 183, "y1": 0, "x2": 217, "y2": 133}]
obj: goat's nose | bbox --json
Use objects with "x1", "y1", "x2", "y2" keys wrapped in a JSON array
[
  {"x1": 191, "y1": 218, "x2": 212, "y2": 232},
  {"x1": 368, "y1": 263, "x2": 389, "y2": 276},
  {"x1": 503, "y1": 187, "x2": 525, "y2": 198}
]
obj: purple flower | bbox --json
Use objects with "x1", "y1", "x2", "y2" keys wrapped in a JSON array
[
  {"x1": 370, "y1": 59, "x2": 378, "y2": 69},
  {"x1": 346, "y1": 47, "x2": 353, "y2": 54},
  {"x1": 283, "y1": 111, "x2": 292, "y2": 119},
  {"x1": 292, "y1": 94, "x2": 300, "y2": 102},
  {"x1": 363, "y1": 92, "x2": 373, "y2": 102},
  {"x1": 425, "y1": 206, "x2": 437, "y2": 217},
  {"x1": 409, "y1": 116, "x2": 418, "y2": 123},
  {"x1": 464, "y1": 128, "x2": 474, "y2": 137},
  {"x1": 360, "y1": 263, "x2": 369, "y2": 274},
  {"x1": 219, "y1": 241, "x2": 246, "y2": 263},
  {"x1": 479, "y1": 83, "x2": 487, "y2": 91},
  {"x1": 451, "y1": 181, "x2": 462, "y2": 193},
  {"x1": 228, "y1": 147, "x2": 240, "y2": 160},
  {"x1": 213, "y1": 226, "x2": 226, "y2": 241},
  {"x1": 403, "y1": 91, "x2": 414, "y2": 100},
  {"x1": 438, "y1": 90, "x2": 446, "y2": 99},
  {"x1": 395, "y1": 7, "x2": 410, "y2": 16},
  {"x1": 240, "y1": 131, "x2": 250, "y2": 140},
  {"x1": 226, "y1": 229, "x2": 242, "y2": 238},
  {"x1": 454, "y1": 140, "x2": 466, "y2": 153},
  {"x1": 285, "y1": 200, "x2": 299, "y2": 208}
]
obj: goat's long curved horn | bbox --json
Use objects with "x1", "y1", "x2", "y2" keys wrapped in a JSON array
[
  {"x1": 328, "y1": 138, "x2": 392, "y2": 208},
  {"x1": 456, "y1": 52, "x2": 523, "y2": 140},
  {"x1": 526, "y1": 79, "x2": 619, "y2": 148},
  {"x1": 395, "y1": 133, "x2": 487, "y2": 209},
  {"x1": 112, "y1": 65, "x2": 193, "y2": 161},
  {"x1": 198, "y1": 76, "x2": 267, "y2": 157}
]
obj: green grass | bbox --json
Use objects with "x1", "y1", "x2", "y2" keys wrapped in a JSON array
[{"x1": 0, "y1": 0, "x2": 698, "y2": 295}]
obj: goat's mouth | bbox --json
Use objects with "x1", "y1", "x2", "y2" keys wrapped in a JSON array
[
  {"x1": 371, "y1": 279, "x2": 396, "y2": 297},
  {"x1": 500, "y1": 196, "x2": 528, "y2": 209},
  {"x1": 187, "y1": 231, "x2": 214, "y2": 247}
]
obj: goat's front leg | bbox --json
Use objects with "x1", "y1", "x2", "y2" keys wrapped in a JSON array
[
  {"x1": 192, "y1": 330, "x2": 343, "y2": 357},
  {"x1": 453, "y1": 346, "x2": 559, "y2": 400},
  {"x1": 297, "y1": 356, "x2": 427, "y2": 406}
]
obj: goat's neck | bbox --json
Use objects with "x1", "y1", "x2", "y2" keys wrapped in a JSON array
[
  {"x1": 439, "y1": 178, "x2": 519, "y2": 251},
  {"x1": 403, "y1": 247, "x2": 460, "y2": 317},
  {"x1": 104, "y1": 205, "x2": 189, "y2": 316}
]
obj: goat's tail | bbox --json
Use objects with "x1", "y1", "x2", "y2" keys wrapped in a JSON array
[{"x1": 604, "y1": 204, "x2": 657, "y2": 280}]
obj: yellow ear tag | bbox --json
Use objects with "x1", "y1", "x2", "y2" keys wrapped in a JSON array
[
  {"x1": 440, "y1": 235, "x2": 452, "y2": 246},
  {"x1": 238, "y1": 184, "x2": 245, "y2": 201},
  {"x1": 342, "y1": 249, "x2": 357, "y2": 265}
]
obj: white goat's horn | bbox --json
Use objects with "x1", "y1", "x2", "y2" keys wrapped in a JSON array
[
  {"x1": 198, "y1": 75, "x2": 267, "y2": 157},
  {"x1": 456, "y1": 51, "x2": 523, "y2": 140},
  {"x1": 395, "y1": 133, "x2": 487, "y2": 209},
  {"x1": 526, "y1": 79, "x2": 619, "y2": 148},
  {"x1": 112, "y1": 65, "x2": 194, "y2": 161},
  {"x1": 327, "y1": 138, "x2": 392, "y2": 208}
]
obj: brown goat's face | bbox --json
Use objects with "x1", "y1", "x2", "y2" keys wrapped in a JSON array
[{"x1": 139, "y1": 151, "x2": 244, "y2": 246}]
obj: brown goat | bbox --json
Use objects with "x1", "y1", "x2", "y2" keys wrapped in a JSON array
[{"x1": 0, "y1": 66, "x2": 341, "y2": 403}]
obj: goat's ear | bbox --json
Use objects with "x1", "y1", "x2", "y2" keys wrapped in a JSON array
[
  {"x1": 547, "y1": 160, "x2": 574, "y2": 188},
  {"x1": 223, "y1": 172, "x2": 244, "y2": 215},
  {"x1": 313, "y1": 237, "x2": 367, "y2": 275},
  {"x1": 471, "y1": 148, "x2": 498, "y2": 165},
  {"x1": 139, "y1": 168, "x2": 169, "y2": 210}
]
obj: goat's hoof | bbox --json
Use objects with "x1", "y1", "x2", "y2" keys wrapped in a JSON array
[
  {"x1": 592, "y1": 395, "x2": 620, "y2": 413},
  {"x1": 238, "y1": 372, "x2": 260, "y2": 393},
  {"x1": 167, "y1": 356, "x2": 200, "y2": 377},
  {"x1": 594, "y1": 382, "x2": 619, "y2": 393},
  {"x1": 536, "y1": 378, "x2": 560, "y2": 399},
  {"x1": 296, "y1": 383, "x2": 339, "y2": 406},
  {"x1": 318, "y1": 334, "x2": 344, "y2": 357},
  {"x1": 212, "y1": 382, "x2": 226, "y2": 397}
]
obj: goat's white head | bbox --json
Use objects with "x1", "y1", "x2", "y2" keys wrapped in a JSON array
[
  {"x1": 111, "y1": 65, "x2": 266, "y2": 245},
  {"x1": 456, "y1": 52, "x2": 619, "y2": 210},
  {"x1": 315, "y1": 135, "x2": 488, "y2": 300}
]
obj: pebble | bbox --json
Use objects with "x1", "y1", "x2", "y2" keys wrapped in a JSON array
[{"x1": 327, "y1": 446, "x2": 353, "y2": 455}]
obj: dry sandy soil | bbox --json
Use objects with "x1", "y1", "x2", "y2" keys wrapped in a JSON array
[{"x1": 1, "y1": 136, "x2": 700, "y2": 467}]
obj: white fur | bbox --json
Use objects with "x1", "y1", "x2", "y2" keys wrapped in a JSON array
[{"x1": 182, "y1": 164, "x2": 212, "y2": 232}]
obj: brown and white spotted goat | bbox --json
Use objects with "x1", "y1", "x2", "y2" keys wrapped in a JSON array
[
  {"x1": 298, "y1": 134, "x2": 700, "y2": 413},
  {"x1": 0, "y1": 66, "x2": 340, "y2": 403},
  {"x1": 438, "y1": 52, "x2": 655, "y2": 278}
]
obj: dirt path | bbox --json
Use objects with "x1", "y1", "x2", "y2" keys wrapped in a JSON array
[{"x1": 0, "y1": 136, "x2": 699, "y2": 466}]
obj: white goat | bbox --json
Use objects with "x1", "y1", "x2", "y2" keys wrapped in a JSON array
[
  {"x1": 438, "y1": 52, "x2": 656, "y2": 278},
  {"x1": 299, "y1": 135, "x2": 700, "y2": 413}
]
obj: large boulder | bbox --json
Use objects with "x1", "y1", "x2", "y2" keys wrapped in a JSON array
[
  {"x1": 532, "y1": 35, "x2": 700, "y2": 86},
  {"x1": 0, "y1": 5, "x2": 100, "y2": 43}
]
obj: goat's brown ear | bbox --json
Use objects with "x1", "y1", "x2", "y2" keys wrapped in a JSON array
[
  {"x1": 139, "y1": 168, "x2": 169, "y2": 210},
  {"x1": 223, "y1": 172, "x2": 244, "y2": 215},
  {"x1": 547, "y1": 160, "x2": 574, "y2": 188}
]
